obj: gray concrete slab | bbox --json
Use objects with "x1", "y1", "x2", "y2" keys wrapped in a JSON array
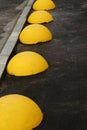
[
  {"x1": 0, "y1": 0, "x2": 35, "y2": 78},
  {"x1": 0, "y1": 0, "x2": 28, "y2": 51}
]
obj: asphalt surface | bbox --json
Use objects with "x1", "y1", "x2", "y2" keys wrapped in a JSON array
[{"x1": 0, "y1": 0, "x2": 87, "y2": 130}]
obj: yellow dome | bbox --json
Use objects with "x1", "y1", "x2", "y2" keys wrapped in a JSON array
[
  {"x1": 33, "y1": 0, "x2": 56, "y2": 10},
  {"x1": 27, "y1": 10, "x2": 54, "y2": 23},
  {"x1": 7, "y1": 51, "x2": 48, "y2": 76},
  {"x1": 0, "y1": 94, "x2": 43, "y2": 130},
  {"x1": 19, "y1": 24, "x2": 52, "y2": 44}
]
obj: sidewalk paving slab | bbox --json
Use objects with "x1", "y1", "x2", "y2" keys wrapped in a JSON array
[{"x1": 0, "y1": 0, "x2": 35, "y2": 78}]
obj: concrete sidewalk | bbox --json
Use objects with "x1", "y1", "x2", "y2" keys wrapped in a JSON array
[
  {"x1": 0, "y1": 0, "x2": 34, "y2": 78},
  {"x1": 0, "y1": 0, "x2": 28, "y2": 52}
]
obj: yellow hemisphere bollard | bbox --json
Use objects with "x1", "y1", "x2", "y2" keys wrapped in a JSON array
[
  {"x1": 0, "y1": 94, "x2": 43, "y2": 130},
  {"x1": 19, "y1": 24, "x2": 52, "y2": 44},
  {"x1": 7, "y1": 51, "x2": 49, "y2": 76},
  {"x1": 33, "y1": 0, "x2": 56, "y2": 10},
  {"x1": 27, "y1": 10, "x2": 54, "y2": 24}
]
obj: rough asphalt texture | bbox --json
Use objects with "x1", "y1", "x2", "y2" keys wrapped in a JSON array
[{"x1": 0, "y1": 0, "x2": 87, "y2": 130}]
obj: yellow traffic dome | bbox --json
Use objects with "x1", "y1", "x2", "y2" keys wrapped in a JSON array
[
  {"x1": 19, "y1": 24, "x2": 52, "y2": 44},
  {"x1": 27, "y1": 10, "x2": 54, "y2": 23},
  {"x1": 7, "y1": 51, "x2": 49, "y2": 76},
  {"x1": 0, "y1": 94, "x2": 43, "y2": 130},
  {"x1": 33, "y1": 0, "x2": 56, "y2": 10}
]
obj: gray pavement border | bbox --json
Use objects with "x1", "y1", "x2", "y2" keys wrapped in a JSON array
[{"x1": 0, "y1": 0, "x2": 35, "y2": 78}]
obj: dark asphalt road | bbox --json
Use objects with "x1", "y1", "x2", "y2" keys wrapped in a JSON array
[{"x1": 0, "y1": 0, "x2": 87, "y2": 130}]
